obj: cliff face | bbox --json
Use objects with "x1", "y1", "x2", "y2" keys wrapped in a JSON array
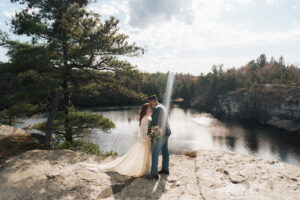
[
  {"x1": 0, "y1": 149, "x2": 299, "y2": 200},
  {"x1": 216, "y1": 85, "x2": 300, "y2": 132}
]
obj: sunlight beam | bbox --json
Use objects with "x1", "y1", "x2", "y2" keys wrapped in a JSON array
[{"x1": 161, "y1": 72, "x2": 175, "y2": 133}]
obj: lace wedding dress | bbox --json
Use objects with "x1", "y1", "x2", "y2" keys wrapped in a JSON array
[{"x1": 78, "y1": 116, "x2": 152, "y2": 177}]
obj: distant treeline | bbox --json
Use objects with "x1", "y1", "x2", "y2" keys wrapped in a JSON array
[
  {"x1": 1, "y1": 54, "x2": 300, "y2": 111},
  {"x1": 121, "y1": 54, "x2": 300, "y2": 108}
]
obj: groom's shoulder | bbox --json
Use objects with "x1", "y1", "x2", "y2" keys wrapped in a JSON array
[{"x1": 155, "y1": 103, "x2": 166, "y2": 111}]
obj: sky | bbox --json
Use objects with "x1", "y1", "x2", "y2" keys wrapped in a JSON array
[{"x1": 0, "y1": 0, "x2": 300, "y2": 75}]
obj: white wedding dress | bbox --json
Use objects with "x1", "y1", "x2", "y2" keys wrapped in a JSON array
[{"x1": 78, "y1": 116, "x2": 152, "y2": 177}]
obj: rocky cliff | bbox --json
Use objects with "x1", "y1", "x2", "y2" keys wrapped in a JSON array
[
  {"x1": 0, "y1": 149, "x2": 299, "y2": 200},
  {"x1": 216, "y1": 84, "x2": 300, "y2": 132}
]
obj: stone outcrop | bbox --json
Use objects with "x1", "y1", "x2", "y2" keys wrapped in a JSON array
[
  {"x1": 0, "y1": 125, "x2": 29, "y2": 138},
  {"x1": 0, "y1": 149, "x2": 299, "y2": 200},
  {"x1": 0, "y1": 125, "x2": 42, "y2": 164},
  {"x1": 216, "y1": 85, "x2": 300, "y2": 132}
]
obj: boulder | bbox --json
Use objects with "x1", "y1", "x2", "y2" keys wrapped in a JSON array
[{"x1": 0, "y1": 125, "x2": 29, "y2": 137}]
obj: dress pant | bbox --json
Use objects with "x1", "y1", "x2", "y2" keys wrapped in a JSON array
[{"x1": 151, "y1": 135, "x2": 169, "y2": 175}]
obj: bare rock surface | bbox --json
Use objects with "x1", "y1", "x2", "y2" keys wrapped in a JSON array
[
  {"x1": 0, "y1": 149, "x2": 299, "y2": 200},
  {"x1": 0, "y1": 125, "x2": 29, "y2": 138}
]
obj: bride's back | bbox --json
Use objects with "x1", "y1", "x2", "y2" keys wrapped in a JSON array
[{"x1": 138, "y1": 116, "x2": 151, "y2": 142}]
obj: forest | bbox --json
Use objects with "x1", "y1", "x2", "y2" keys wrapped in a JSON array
[{"x1": 2, "y1": 53, "x2": 299, "y2": 110}]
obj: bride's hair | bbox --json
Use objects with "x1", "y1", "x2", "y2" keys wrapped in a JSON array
[{"x1": 139, "y1": 103, "x2": 150, "y2": 126}]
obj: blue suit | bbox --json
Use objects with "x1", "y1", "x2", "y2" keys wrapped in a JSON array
[{"x1": 148, "y1": 103, "x2": 172, "y2": 175}]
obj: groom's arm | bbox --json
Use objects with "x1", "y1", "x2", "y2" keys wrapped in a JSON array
[
  {"x1": 148, "y1": 107, "x2": 160, "y2": 134},
  {"x1": 151, "y1": 107, "x2": 160, "y2": 126}
]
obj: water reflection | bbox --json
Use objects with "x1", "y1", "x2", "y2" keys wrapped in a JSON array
[
  {"x1": 243, "y1": 131, "x2": 259, "y2": 153},
  {"x1": 225, "y1": 136, "x2": 236, "y2": 150},
  {"x1": 16, "y1": 105, "x2": 300, "y2": 166},
  {"x1": 85, "y1": 105, "x2": 300, "y2": 166}
]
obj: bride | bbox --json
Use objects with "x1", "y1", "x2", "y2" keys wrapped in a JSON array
[{"x1": 78, "y1": 103, "x2": 152, "y2": 177}]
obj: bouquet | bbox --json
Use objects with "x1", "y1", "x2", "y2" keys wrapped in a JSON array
[{"x1": 149, "y1": 125, "x2": 163, "y2": 143}]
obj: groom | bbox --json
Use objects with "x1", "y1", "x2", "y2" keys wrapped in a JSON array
[{"x1": 147, "y1": 95, "x2": 172, "y2": 180}]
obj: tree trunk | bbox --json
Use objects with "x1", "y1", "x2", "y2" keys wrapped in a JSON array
[
  {"x1": 61, "y1": 41, "x2": 73, "y2": 143},
  {"x1": 44, "y1": 91, "x2": 61, "y2": 149},
  {"x1": 63, "y1": 68, "x2": 72, "y2": 143}
]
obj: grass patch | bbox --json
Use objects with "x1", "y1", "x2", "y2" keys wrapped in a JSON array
[{"x1": 56, "y1": 139, "x2": 118, "y2": 157}]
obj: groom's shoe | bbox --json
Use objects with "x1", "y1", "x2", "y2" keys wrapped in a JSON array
[
  {"x1": 158, "y1": 170, "x2": 169, "y2": 175},
  {"x1": 145, "y1": 174, "x2": 159, "y2": 180}
]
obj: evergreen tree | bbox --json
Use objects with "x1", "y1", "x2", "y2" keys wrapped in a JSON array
[
  {"x1": 279, "y1": 56, "x2": 285, "y2": 67},
  {"x1": 1, "y1": 0, "x2": 143, "y2": 146},
  {"x1": 257, "y1": 54, "x2": 267, "y2": 67},
  {"x1": 270, "y1": 56, "x2": 275, "y2": 64}
]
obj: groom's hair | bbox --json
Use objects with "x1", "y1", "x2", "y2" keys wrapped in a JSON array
[{"x1": 148, "y1": 95, "x2": 158, "y2": 101}]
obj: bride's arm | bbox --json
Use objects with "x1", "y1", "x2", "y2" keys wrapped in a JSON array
[{"x1": 141, "y1": 118, "x2": 149, "y2": 137}]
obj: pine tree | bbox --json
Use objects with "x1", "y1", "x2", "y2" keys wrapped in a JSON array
[
  {"x1": 257, "y1": 54, "x2": 267, "y2": 68},
  {"x1": 270, "y1": 56, "x2": 275, "y2": 64},
  {"x1": 279, "y1": 56, "x2": 285, "y2": 67},
  {"x1": 1, "y1": 0, "x2": 143, "y2": 146}
]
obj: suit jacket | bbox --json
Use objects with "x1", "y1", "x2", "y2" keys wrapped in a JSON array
[{"x1": 149, "y1": 103, "x2": 172, "y2": 136}]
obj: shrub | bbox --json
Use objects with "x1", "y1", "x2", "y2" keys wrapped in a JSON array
[
  {"x1": 184, "y1": 151, "x2": 197, "y2": 158},
  {"x1": 56, "y1": 139, "x2": 117, "y2": 157}
]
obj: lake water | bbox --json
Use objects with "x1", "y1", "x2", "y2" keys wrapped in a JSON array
[{"x1": 17, "y1": 105, "x2": 300, "y2": 166}]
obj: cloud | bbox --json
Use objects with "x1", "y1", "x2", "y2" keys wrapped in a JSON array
[
  {"x1": 27, "y1": 7, "x2": 40, "y2": 15},
  {"x1": 119, "y1": 0, "x2": 300, "y2": 74},
  {"x1": 124, "y1": 0, "x2": 260, "y2": 50},
  {"x1": 88, "y1": 1, "x2": 125, "y2": 17},
  {"x1": 293, "y1": 4, "x2": 300, "y2": 9},
  {"x1": 125, "y1": 0, "x2": 300, "y2": 49},
  {"x1": 3, "y1": 7, "x2": 40, "y2": 19},
  {"x1": 0, "y1": 0, "x2": 298, "y2": 73},
  {"x1": 3, "y1": 10, "x2": 15, "y2": 18},
  {"x1": 265, "y1": 0, "x2": 275, "y2": 5},
  {"x1": 125, "y1": 0, "x2": 257, "y2": 28},
  {"x1": 126, "y1": 0, "x2": 193, "y2": 28}
]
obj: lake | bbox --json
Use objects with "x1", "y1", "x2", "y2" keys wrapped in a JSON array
[{"x1": 16, "y1": 105, "x2": 300, "y2": 166}]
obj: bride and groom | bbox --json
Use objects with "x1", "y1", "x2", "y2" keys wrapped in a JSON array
[{"x1": 79, "y1": 95, "x2": 171, "y2": 180}]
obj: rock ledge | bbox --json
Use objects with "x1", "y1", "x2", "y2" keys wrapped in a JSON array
[{"x1": 0, "y1": 149, "x2": 299, "y2": 200}]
